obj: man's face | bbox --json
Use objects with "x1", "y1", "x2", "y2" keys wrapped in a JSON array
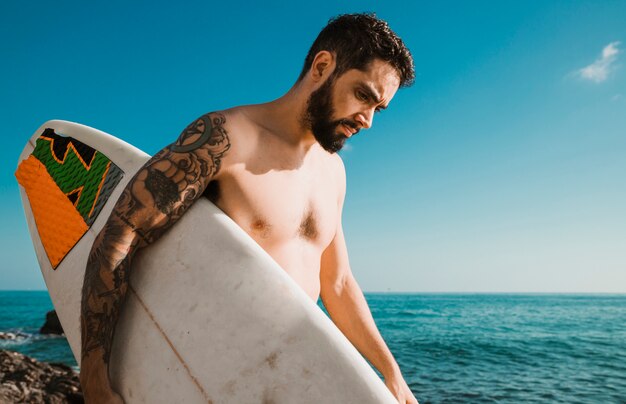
[{"x1": 304, "y1": 59, "x2": 401, "y2": 153}]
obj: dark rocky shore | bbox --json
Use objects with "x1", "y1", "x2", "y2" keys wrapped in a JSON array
[
  {"x1": 0, "y1": 349, "x2": 83, "y2": 403},
  {"x1": 0, "y1": 311, "x2": 83, "y2": 403}
]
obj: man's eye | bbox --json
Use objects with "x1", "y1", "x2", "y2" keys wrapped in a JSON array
[
  {"x1": 375, "y1": 107, "x2": 382, "y2": 113},
  {"x1": 356, "y1": 91, "x2": 368, "y2": 101}
]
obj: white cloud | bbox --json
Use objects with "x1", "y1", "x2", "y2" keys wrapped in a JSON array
[
  {"x1": 576, "y1": 41, "x2": 621, "y2": 83},
  {"x1": 612, "y1": 94, "x2": 622, "y2": 101}
]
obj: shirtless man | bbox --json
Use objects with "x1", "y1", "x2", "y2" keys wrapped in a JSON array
[{"x1": 79, "y1": 13, "x2": 417, "y2": 404}]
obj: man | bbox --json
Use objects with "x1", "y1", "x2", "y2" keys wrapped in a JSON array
[{"x1": 80, "y1": 13, "x2": 418, "y2": 404}]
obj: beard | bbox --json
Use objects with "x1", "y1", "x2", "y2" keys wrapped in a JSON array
[{"x1": 303, "y1": 74, "x2": 358, "y2": 154}]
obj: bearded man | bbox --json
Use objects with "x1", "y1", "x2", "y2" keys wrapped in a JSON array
[{"x1": 80, "y1": 13, "x2": 418, "y2": 404}]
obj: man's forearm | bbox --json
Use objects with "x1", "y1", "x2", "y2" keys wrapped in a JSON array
[
  {"x1": 321, "y1": 274, "x2": 401, "y2": 379},
  {"x1": 80, "y1": 212, "x2": 140, "y2": 366}
]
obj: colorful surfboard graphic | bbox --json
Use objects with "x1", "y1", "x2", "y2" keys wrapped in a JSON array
[{"x1": 15, "y1": 128, "x2": 124, "y2": 269}]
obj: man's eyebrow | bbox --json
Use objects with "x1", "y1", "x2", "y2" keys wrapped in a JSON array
[{"x1": 357, "y1": 82, "x2": 388, "y2": 110}]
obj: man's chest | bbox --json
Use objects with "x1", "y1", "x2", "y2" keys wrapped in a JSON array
[{"x1": 204, "y1": 166, "x2": 340, "y2": 250}]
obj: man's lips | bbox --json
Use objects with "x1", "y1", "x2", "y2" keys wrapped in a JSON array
[
  {"x1": 341, "y1": 124, "x2": 353, "y2": 137},
  {"x1": 341, "y1": 122, "x2": 358, "y2": 137}
]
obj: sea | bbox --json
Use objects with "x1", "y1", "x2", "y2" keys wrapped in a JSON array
[{"x1": 1, "y1": 291, "x2": 624, "y2": 403}]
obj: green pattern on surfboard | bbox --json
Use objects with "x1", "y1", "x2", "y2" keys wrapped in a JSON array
[{"x1": 31, "y1": 128, "x2": 124, "y2": 225}]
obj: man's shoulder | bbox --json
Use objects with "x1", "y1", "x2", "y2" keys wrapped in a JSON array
[
  {"x1": 203, "y1": 106, "x2": 260, "y2": 171},
  {"x1": 332, "y1": 153, "x2": 346, "y2": 173},
  {"x1": 217, "y1": 106, "x2": 263, "y2": 141},
  {"x1": 205, "y1": 106, "x2": 247, "y2": 135},
  {"x1": 324, "y1": 152, "x2": 345, "y2": 178},
  {"x1": 321, "y1": 152, "x2": 346, "y2": 200}
]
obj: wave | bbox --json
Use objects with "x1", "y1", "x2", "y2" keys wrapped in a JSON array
[
  {"x1": 379, "y1": 308, "x2": 445, "y2": 317},
  {"x1": 0, "y1": 329, "x2": 65, "y2": 348}
]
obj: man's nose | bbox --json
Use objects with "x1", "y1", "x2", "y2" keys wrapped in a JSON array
[{"x1": 356, "y1": 109, "x2": 374, "y2": 130}]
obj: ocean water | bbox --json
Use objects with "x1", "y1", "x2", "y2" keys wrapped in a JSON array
[{"x1": 1, "y1": 291, "x2": 625, "y2": 403}]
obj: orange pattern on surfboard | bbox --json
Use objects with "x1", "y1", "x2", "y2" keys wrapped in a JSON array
[{"x1": 15, "y1": 155, "x2": 89, "y2": 269}]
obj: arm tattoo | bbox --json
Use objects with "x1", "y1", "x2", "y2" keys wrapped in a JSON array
[
  {"x1": 113, "y1": 211, "x2": 151, "y2": 245},
  {"x1": 169, "y1": 115, "x2": 214, "y2": 153},
  {"x1": 80, "y1": 112, "x2": 231, "y2": 365},
  {"x1": 144, "y1": 168, "x2": 179, "y2": 214}
]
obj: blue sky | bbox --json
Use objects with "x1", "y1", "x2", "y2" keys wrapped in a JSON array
[{"x1": 1, "y1": 1, "x2": 625, "y2": 292}]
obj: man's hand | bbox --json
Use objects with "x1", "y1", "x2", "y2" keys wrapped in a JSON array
[
  {"x1": 79, "y1": 348, "x2": 125, "y2": 403},
  {"x1": 385, "y1": 371, "x2": 419, "y2": 404},
  {"x1": 80, "y1": 376, "x2": 124, "y2": 404}
]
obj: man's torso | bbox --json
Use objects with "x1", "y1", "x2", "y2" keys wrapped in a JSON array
[{"x1": 203, "y1": 107, "x2": 343, "y2": 300}]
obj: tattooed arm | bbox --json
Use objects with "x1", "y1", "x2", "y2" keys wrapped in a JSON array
[{"x1": 79, "y1": 113, "x2": 230, "y2": 402}]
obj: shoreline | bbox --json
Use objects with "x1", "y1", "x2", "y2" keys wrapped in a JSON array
[{"x1": 0, "y1": 348, "x2": 83, "y2": 403}]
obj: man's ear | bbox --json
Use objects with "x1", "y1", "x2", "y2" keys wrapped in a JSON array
[{"x1": 309, "y1": 51, "x2": 335, "y2": 82}]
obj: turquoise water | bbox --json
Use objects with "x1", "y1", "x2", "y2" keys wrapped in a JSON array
[
  {"x1": 367, "y1": 293, "x2": 626, "y2": 403},
  {"x1": 1, "y1": 291, "x2": 625, "y2": 403},
  {"x1": 0, "y1": 291, "x2": 75, "y2": 365}
]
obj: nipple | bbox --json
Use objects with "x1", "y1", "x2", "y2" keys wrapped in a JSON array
[
  {"x1": 299, "y1": 211, "x2": 318, "y2": 240},
  {"x1": 251, "y1": 218, "x2": 271, "y2": 239}
]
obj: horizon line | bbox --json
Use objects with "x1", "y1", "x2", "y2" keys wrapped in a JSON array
[{"x1": 1, "y1": 289, "x2": 625, "y2": 295}]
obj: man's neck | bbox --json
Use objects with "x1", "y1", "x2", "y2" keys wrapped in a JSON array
[{"x1": 245, "y1": 82, "x2": 318, "y2": 151}]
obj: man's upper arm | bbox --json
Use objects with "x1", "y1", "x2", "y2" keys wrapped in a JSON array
[
  {"x1": 320, "y1": 156, "x2": 352, "y2": 293},
  {"x1": 111, "y1": 112, "x2": 231, "y2": 244}
]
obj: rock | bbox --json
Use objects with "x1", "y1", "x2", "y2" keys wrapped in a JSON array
[
  {"x1": 40, "y1": 310, "x2": 64, "y2": 335},
  {"x1": 0, "y1": 349, "x2": 83, "y2": 403}
]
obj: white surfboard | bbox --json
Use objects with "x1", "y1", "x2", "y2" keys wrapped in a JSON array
[{"x1": 15, "y1": 120, "x2": 396, "y2": 403}]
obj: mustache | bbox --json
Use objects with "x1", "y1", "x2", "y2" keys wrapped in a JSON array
[{"x1": 338, "y1": 119, "x2": 359, "y2": 135}]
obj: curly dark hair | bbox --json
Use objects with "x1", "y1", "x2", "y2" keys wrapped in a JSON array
[{"x1": 297, "y1": 13, "x2": 415, "y2": 88}]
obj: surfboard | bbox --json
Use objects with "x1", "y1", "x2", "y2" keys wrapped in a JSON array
[{"x1": 15, "y1": 120, "x2": 396, "y2": 403}]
